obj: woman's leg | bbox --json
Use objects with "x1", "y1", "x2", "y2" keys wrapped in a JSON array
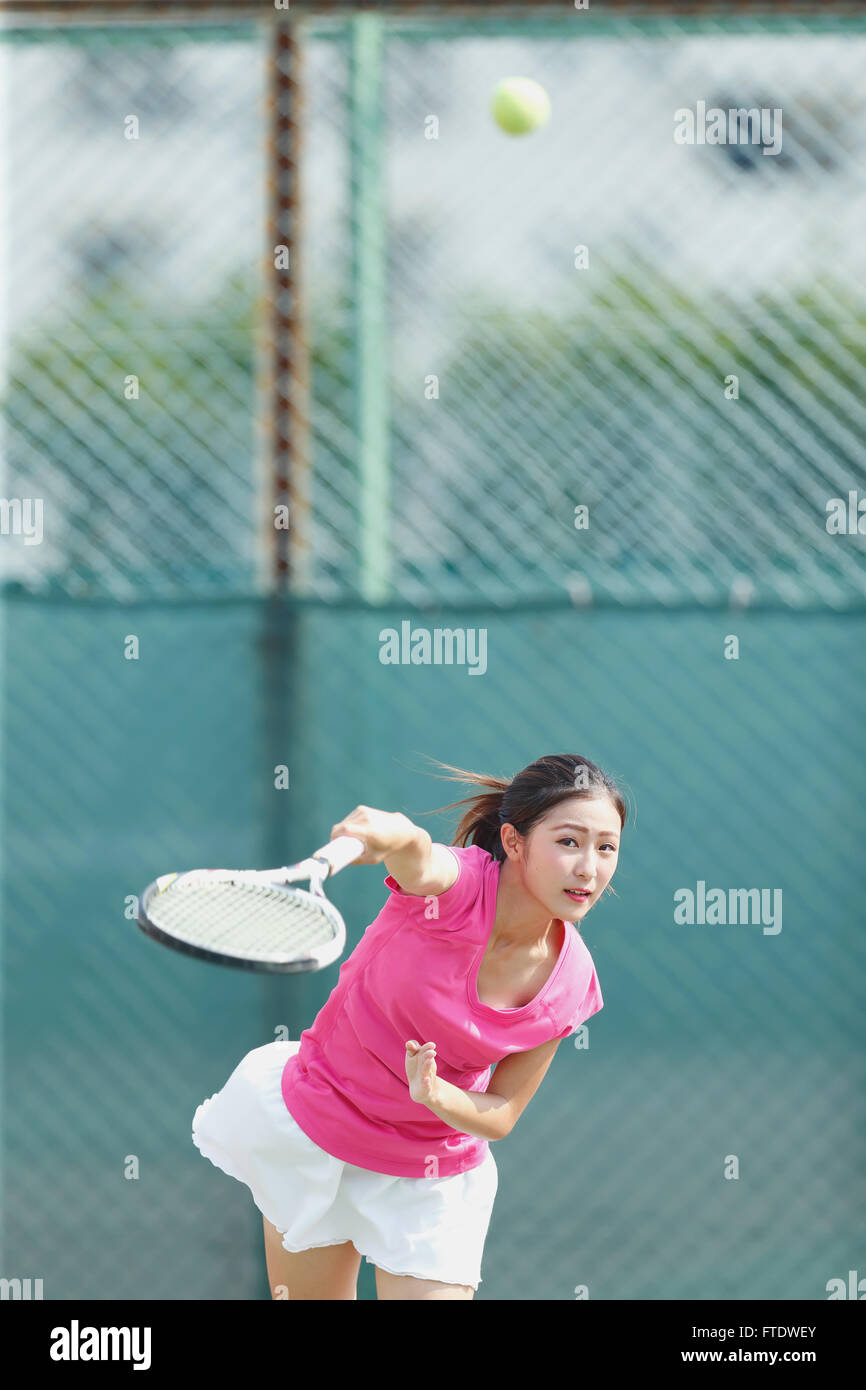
[
  {"x1": 373, "y1": 1267, "x2": 475, "y2": 1300},
  {"x1": 263, "y1": 1215, "x2": 361, "y2": 1300}
]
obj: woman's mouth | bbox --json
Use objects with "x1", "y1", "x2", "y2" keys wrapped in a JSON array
[{"x1": 564, "y1": 888, "x2": 591, "y2": 903}]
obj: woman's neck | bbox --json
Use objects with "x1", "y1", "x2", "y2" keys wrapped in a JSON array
[{"x1": 491, "y1": 856, "x2": 560, "y2": 952}]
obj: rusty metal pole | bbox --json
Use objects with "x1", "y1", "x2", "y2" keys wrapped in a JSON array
[
  {"x1": 266, "y1": 15, "x2": 310, "y2": 596},
  {"x1": 260, "y1": 7, "x2": 312, "y2": 1072}
]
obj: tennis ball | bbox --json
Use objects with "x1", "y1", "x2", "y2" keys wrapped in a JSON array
[{"x1": 490, "y1": 77, "x2": 551, "y2": 135}]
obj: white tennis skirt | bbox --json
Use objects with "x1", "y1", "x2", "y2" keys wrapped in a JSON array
[{"x1": 191, "y1": 1039, "x2": 498, "y2": 1291}]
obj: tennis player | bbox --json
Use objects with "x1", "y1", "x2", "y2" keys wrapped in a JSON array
[{"x1": 192, "y1": 753, "x2": 625, "y2": 1300}]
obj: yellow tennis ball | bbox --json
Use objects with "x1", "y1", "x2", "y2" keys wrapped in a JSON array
[{"x1": 490, "y1": 77, "x2": 551, "y2": 135}]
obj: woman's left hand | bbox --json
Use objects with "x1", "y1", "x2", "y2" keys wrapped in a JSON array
[{"x1": 405, "y1": 1039, "x2": 438, "y2": 1105}]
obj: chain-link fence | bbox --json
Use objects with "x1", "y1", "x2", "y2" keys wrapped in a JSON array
[
  {"x1": 5, "y1": 6, "x2": 866, "y2": 604},
  {"x1": 2, "y1": 3, "x2": 865, "y2": 1301}
]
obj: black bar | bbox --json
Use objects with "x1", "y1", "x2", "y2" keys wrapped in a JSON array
[{"x1": 3, "y1": 1297, "x2": 863, "y2": 1363}]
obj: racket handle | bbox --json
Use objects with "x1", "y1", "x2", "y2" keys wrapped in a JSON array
[{"x1": 312, "y1": 835, "x2": 366, "y2": 876}]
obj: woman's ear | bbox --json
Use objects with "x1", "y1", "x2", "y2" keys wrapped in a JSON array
[{"x1": 500, "y1": 822, "x2": 520, "y2": 861}]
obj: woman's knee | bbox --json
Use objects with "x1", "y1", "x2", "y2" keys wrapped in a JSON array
[{"x1": 373, "y1": 1266, "x2": 475, "y2": 1300}]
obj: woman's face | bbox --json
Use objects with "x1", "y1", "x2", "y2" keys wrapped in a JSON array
[{"x1": 511, "y1": 794, "x2": 621, "y2": 922}]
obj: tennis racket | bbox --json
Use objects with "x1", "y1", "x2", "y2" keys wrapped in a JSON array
[{"x1": 135, "y1": 835, "x2": 365, "y2": 974}]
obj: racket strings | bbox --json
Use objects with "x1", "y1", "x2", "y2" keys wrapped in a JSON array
[{"x1": 145, "y1": 881, "x2": 339, "y2": 962}]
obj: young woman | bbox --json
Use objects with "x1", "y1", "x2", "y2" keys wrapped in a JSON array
[{"x1": 192, "y1": 753, "x2": 626, "y2": 1300}]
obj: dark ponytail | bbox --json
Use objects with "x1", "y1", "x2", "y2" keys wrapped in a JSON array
[{"x1": 426, "y1": 754, "x2": 628, "y2": 862}]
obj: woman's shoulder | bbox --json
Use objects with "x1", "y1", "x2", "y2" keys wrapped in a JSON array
[
  {"x1": 381, "y1": 840, "x2": 496, "y2": 930},
  {"x1": 551, "y1": 925, "x2": 603, "y2": 1032}
]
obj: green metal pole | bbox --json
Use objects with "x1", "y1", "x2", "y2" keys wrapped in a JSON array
[{"x1": 349, "y1": 13, "x2": 390, "y2": 602}]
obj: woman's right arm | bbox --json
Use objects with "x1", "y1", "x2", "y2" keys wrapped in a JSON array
[{"x1": 329, "y1": 806, "x2": 458, "y2": 897}]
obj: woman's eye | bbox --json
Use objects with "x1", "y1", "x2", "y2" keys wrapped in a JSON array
[{"x1": 559, "y1": 837, "x2": 617, "y2": 852}]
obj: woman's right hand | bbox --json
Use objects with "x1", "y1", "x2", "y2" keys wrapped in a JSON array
[{"x1": 329, "y1": 806, "x2": 419, "y2": 866}]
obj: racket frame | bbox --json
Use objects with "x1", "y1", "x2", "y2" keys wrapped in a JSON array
[{"x1": 135, "y1": 836, "x2": 364, "y2": 974}]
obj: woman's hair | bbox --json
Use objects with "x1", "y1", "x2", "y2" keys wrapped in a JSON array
[{"x1": 426, "y1": 753, "x2": 628, "y2": 863}]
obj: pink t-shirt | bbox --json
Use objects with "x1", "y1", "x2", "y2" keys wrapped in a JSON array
[{"x1": 281, "y1": 842, "x2": 603, "y2": 1178}]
